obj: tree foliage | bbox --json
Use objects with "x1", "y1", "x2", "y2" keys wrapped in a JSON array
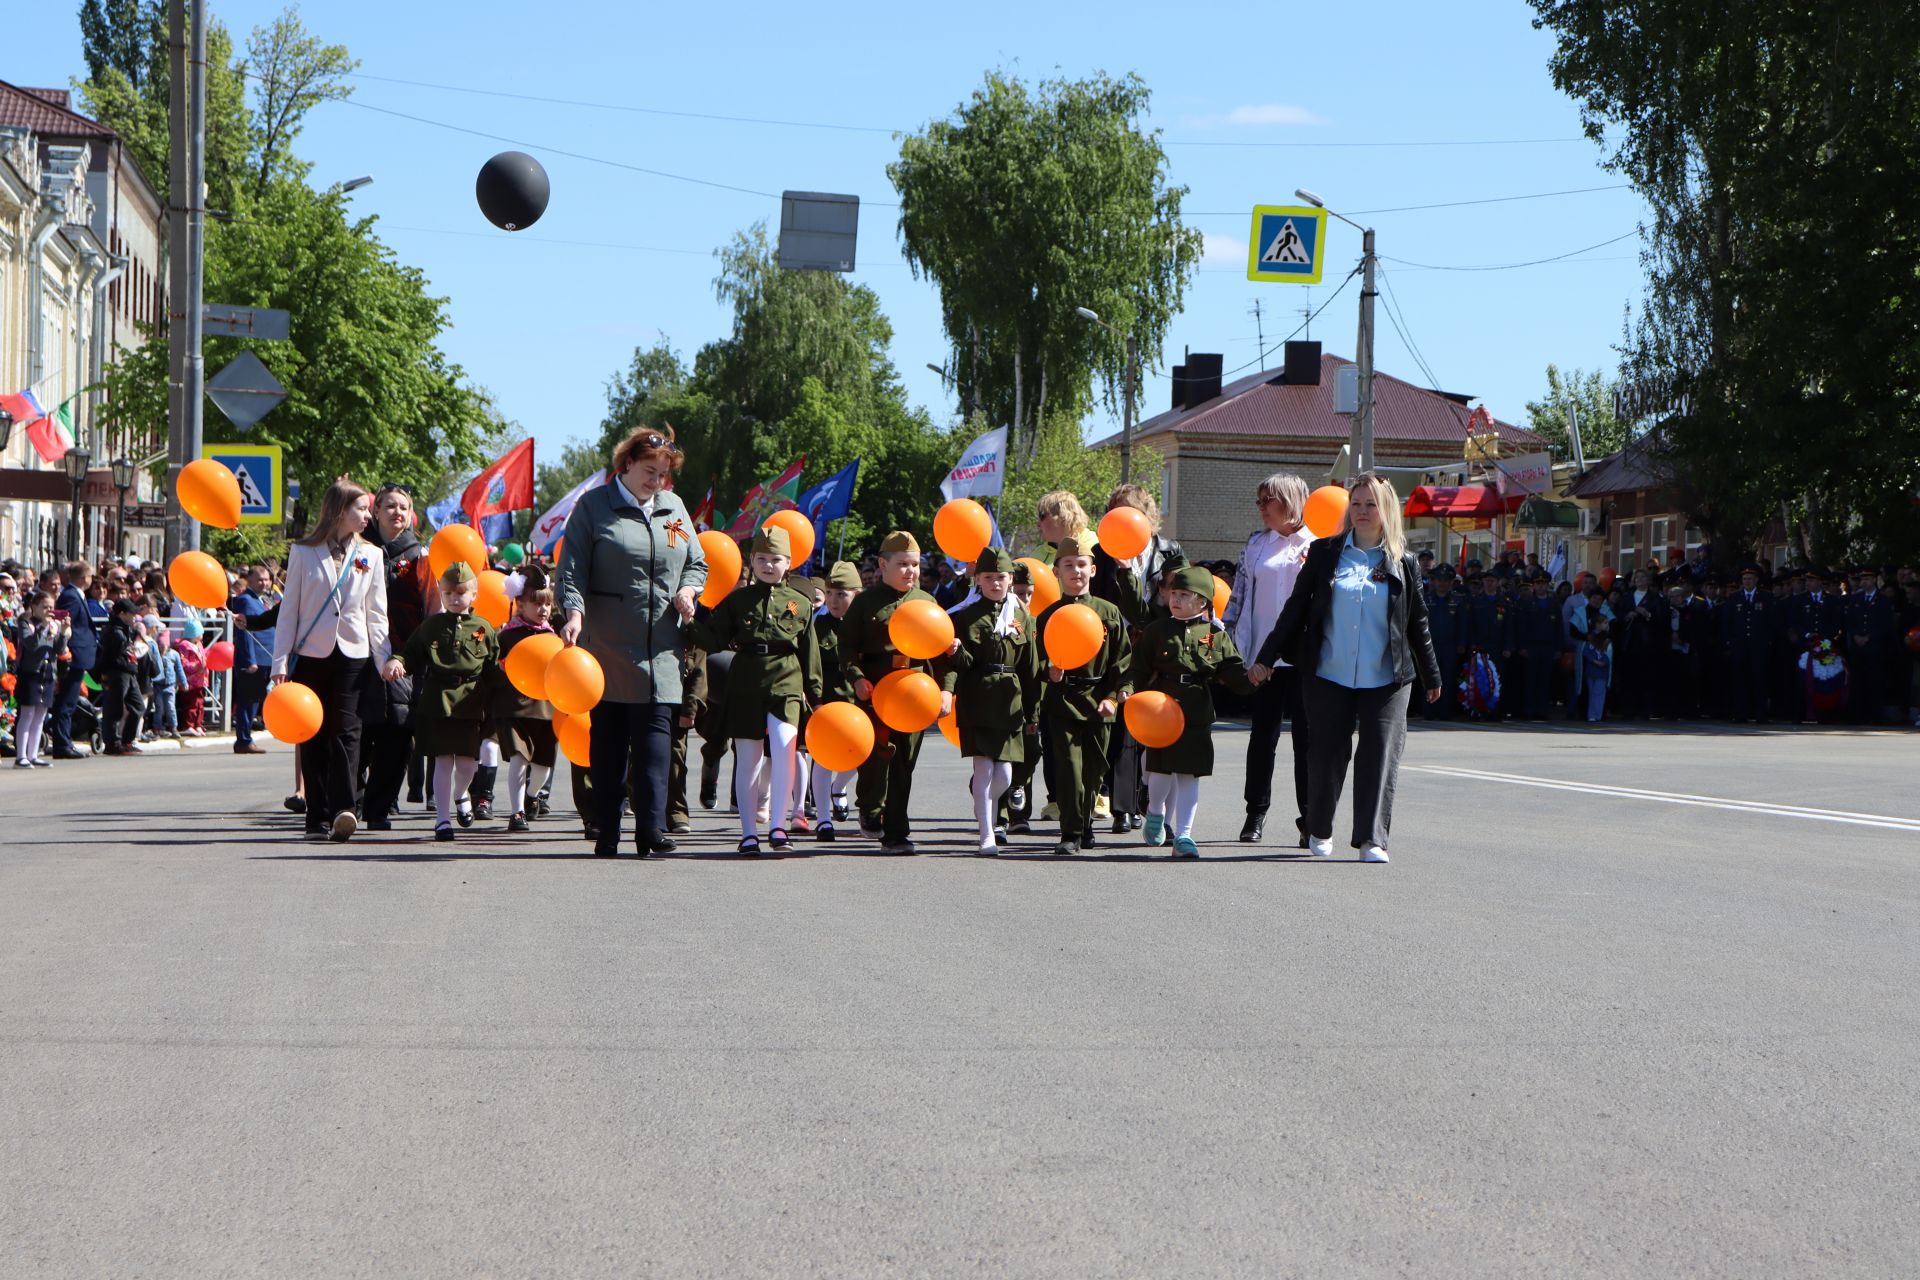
[
  {"x1": 889, "y1": 72, "x2": 1202, "y2": 462},
  {"x1": 1524, "y1": 364, "x2": 1628, "y2": 462},
  {"x1": 998, "y1": 411, "x2": 1162, "y2": 559},
  {"x1": 1530, "y1": 1, "x2": 1920, "y2": 564}
]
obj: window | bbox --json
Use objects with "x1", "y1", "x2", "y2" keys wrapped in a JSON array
[
  {"x1": 1617, "y1": 520, "x2": 1638, "y2": 575},
  {"x1": 1649, "y1": 517, "x2": 1672, "y2": 559},
  {"x1": 1685, "y1": 525, "x2": 1707, "y2": 559}
]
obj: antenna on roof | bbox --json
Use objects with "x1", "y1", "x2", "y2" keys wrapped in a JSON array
[{"x1": 1248, "y1": 299, "x2": 1266, "y2": 371}]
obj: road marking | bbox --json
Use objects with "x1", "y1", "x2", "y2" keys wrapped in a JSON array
[{"x1": 1403, "y1": 764, "x2": 1920, "y2": 832}]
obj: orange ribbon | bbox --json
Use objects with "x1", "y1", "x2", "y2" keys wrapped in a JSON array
[{"x1": 665, "y1": 517, "x2": 690, "y2": 547}]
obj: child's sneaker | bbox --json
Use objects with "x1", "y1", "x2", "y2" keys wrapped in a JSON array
[
  {"x1": 1142, "y1": 815, "x2": 1166, "y2": 847},
  {"x1": 1171, "y1": 835, "x2": 1199, "y2": 859},
  {"x1": 507, "y1": 812, "x2": 529, "y2": 833}
]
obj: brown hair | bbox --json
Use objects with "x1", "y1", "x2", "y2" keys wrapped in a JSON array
[
  {"x1": 611, "y1": 424, "x2": 685, "y2": 475},
  {"x1": 297, "y1": 479, "x2": 372, "y2": 547},
  {"x1": 518, "y1": 583, "x2": 555, "y2": 607},
  {"x1": 1106, "y1": 483, "x2": 1160, "y2": 529}
]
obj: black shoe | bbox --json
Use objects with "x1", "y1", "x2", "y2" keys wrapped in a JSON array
[
  {"x1": 1239, "y1": 813, "x2": 1266, "y2": 843},
  {"x1": 699, "y1": 763, "x2": 719, "y2": 810},
  {"x1": 858, "y1": 816, "x2": 885, "y2": 839},
  {"x1": 1052, "y1": 839, "x2": 1079, "y2": 857},
  {"x1": 738, "y1": 836, "x2": 762, "y2": 857},
  {"x1": 832, "y1": 797, "x2": 850, "y2": 821},
  {"x1": 472, "y1": 800, "x2": 493, "y2": 822},
  {"x1": 406, "y1": 790, "x2": 424, "y2": 805},
  {"x1": 668, "y1": 818, "x2": 691, "y2": 834},
  {"x1": 993, "y1": 826, "x2": 1008, "y2": 846},
  {"x1": 456, "y1": 805, "x2": 474, "y2": 829},
  {"x1": 1008, "y1": 819, "x2": 1031, "y2": 835},
  {"x1": 1081, "y1": 828, "x2": 1098, "y2": 848},
  {"x1": 284, "y1": 794, "x2": 307, "y2": 814},
  {"x1": 1112, "y1": 814, "x2": 1130, "y2": 835},
  {"x1": 640, "y1": 830, "x2": 676, "y2": 855},
  {"x1": 533, "y1": 796, "x2": 551, "y2": 818},
  {"x1": 435, "y1": 825, "x2": 455, "y2": 842},
  {"x1": 366, "y1": 818, "x2": 392, "y2": 832},
  {"x1": 816, "y1": 822, "x2": 836, "y2": 843},
  {"x1": 768, "y1": 828, "x2": 792, "y2": 851},
  {"x1": 51, "y1": 748, "x2": 87, "y2": 760},
  {"x1": 507, "y1": 813, "x2": 529, "y2": 833},
  {"x1": 593, "y1": 839, "x2": 618, "y2": 856},
  {"x1": 583, "y1": 824, "x2": 601, "y2": 843}
]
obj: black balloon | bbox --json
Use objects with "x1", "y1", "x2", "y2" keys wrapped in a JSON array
[{"x1": 475, "y1": 151, "x2": 550, "y2": 232}]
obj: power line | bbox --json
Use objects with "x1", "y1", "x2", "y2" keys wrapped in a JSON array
[
  {"x1": 1381, "y1": 229, "x2": 1639, "y2": 272},
  {"x1": 1169, "y1": 136, "x2": 1590, "y2": 149},
  {"x1": 1183, "y1": 184, "x2": 1634, "y2": 217},
  {"x1": 1220, "y1": 266, "x2": 1359, "y2": 378}
]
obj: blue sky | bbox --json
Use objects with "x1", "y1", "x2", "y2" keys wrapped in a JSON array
[{"x1": 12, "y1": 0, "x2": 1647, "y2": 479}]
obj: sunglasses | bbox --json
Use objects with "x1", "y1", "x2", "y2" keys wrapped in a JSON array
[{"x1": 633, "y1": 433, "x2": 683, "y2": 454}]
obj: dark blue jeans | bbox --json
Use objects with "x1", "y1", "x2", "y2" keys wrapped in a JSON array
[
  {"x1": 49, "y1": 666, "x2": 87, "y2": 753},
  {"x1": 588, "y1": 700, "x2": 674, "y2": 845}
]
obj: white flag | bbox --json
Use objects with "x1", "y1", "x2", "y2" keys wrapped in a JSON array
[
  {"x1": 939, "y1": 426, "x2": 1009, "y2": 502},
  {"x1": 532, "y1": 469, "x2": 608, "y2": 555}
]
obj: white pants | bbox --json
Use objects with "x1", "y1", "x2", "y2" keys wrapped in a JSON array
[
  {"x1": 734, "y1": 715, "x2": 798, "y2": 839},
  {"x1": 432, "y1": 755, "x2": 478, "y2": 829},
  {"x1": 971, "y1": 756, "x2": 1013, "y2": 849},
  {"x1": 1145, "y1": 771, "x2": 1201, "y2": 837}
]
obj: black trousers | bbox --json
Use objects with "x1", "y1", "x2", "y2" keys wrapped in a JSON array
[
  {"x1": 49, "y1": 665, "x2": 88, "y2": 752},
  {"x1": 1303, "y1": 677, "x2": 1412, "y2": 851},
  {"x1": 295, "y1": 649, "x2": 371, "y2": 827},
  {"x1": 1243, "y1": 666, "x2": 1310, "y2": 839},
  {"x1": 589, "y1": 700, "x2": 673, "y2": 845},
  {"x1": 361, "y1": 723, "x2": 414, "y2": 821},
  {"x1": 100, "y1": 671, "x2": 139, "y2": 747}
]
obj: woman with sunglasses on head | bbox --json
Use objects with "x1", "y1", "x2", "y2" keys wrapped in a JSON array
[
  {"x1": 555, "y1": 426, "x2": 708, "y2": 858},
  {"x1": 358, "y1": 483, "x2": 436, "y2": 829},
  {"x1": 1251, "y1": 473, "x2": 1441, "y2": 864}
]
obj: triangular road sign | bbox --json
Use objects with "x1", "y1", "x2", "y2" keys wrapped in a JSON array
[
  {"x1": 1262, "y1": 219, "x2": 1310, "y2": 265},
  {"x1": 205, "y1": 350, "x2": 288, "y2": 431}
]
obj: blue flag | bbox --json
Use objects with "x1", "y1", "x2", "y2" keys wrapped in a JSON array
[
  {"x1": 427, "y1": 486, "x2": 513, "y2": 549},
  {"x1": 794, "y1": 460, "x2": 859, "y2": 570},
  {"x1": 425, "y1": 490, "x2": 465, "y2": 529}
]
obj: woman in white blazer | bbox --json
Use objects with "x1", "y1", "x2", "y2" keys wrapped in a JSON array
[{"x1": 272, "y1": 479, "x2": 403, "y2": 841}]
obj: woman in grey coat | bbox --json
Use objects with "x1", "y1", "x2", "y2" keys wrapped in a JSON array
[{"x1": 557, "y1": 427, "x2": 708, "y2": 857}]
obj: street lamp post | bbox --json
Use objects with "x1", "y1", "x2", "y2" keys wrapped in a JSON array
[
  {"x1": 111, "y1": 456, "x2": 136, "y2": 558},
  {"x1": 1295, "y1": 189, "x2": 1377, "y2": 474},
  {"x1": 62, "y1": 447, "x2": 92, "y2": 561},
  {"x1": 1075, "y1": 307, "x2": 1137, "y2": 485}
]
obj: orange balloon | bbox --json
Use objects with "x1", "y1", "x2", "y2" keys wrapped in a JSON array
[
  {"x1": 177, "y1": 458, "x2": 243, "y2": 529},
  {"x1": 873, "y1": 669, "x2": 942, "y2": 733},
  {"x1": 551, "y1": 710, "x2": 570, "y2": 736},
  {"x1": 1123, "y1": 690, "x2": 1186, "y2": 749},
  {"x1": 556, "y1": 710, "x2": 592, "y2": 768},
  {"x1": 1303, "y1": 485, "x2": 1350, "y2": 538},
  {"x1": 169, "y1": 550, "x2": 228, "y2": 609},
  {"x1": 1017, "y1": 558, "x2": 1062, "y2": 616},
  {"x1": 936, "y1": 706, "x2": 961, "y2": 748},
  {"x1": 505, "y1": 631, "x2": 564, "y2": 699},
  {"x1": 429, "y1": 524, "x2": 487, "y2": 579},
  {"x1": 699, "y1": 530, "x2": 743, "y2": 608},
  {"x1": 263, "y1": 681, "x2": 324, "y2": 744},
  {"x1": 806, "y1": 701, "x2": 876, "y2": 772},
  {"x1": 933, "y1": 498, "x2": 993, "y2": 562},
  {"x1": 1098, "y1": 506, "x2": 1152, "y2": 559},
  {"x1": 1212, "y1": 576, "x2": 1231, "y2": 618},
  {"x1": 475, "y1": 569, "x2": 511, "y2": 628},
  {"x1": 1044, "y1": 601, "x2": 1104, "y2": 669},
  {"x1": 761, "y1": 509, "x2": 815, "y2": 566},
  {"x1": 545, "y1": 645, "x2": 605, "y2": 715},
  {"x1": 888, "y1": 598, "x2": 955, "y2": 661}
]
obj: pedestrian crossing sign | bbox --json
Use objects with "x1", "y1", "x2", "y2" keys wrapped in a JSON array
[
  {"x1": 201, "y1": 443, "x2": 283, "y2": 525},
  {"x1": 1248, "y1": 204, "x2": 1328, "y2": 284}
]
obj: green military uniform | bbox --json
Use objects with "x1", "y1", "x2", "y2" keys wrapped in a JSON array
[
  {"x1": 691, "y1": 560, "x2": 821, "y2": 740},
  {"x1": 841, "y1": 532, "x2": 939, "y2": 845},
  {"x1": 403, "y1": 608, "x2": 499, "y2": 759},
  {"x1": 1037, "y1": 532, "x2": 1132, "y2": 852},
  {"x1": 666, "y1": 640, "x2": 710, "y2": 829},
  {"x1": 1126, "y1": 575, "x2": 1254, "y2": 777},
  {"x1": 940, "y1": 549, "x2": 1042, "y2": 763},
  {"x1": 1001, "y1": 560, "x2": 1042, "y2": 827}
]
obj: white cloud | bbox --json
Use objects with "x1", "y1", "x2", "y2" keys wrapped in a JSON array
[
  {"x1": 1223, "y1": 103, "x2": 1325, "y2": 127},
  {"x1": 1202, "y1": 232, "x2": 1245, "y2": 265}
]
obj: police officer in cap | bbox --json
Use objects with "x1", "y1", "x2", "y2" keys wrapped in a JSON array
[{"x1": 1722, "y1": 561, "x2": 1776, "y2": 722}]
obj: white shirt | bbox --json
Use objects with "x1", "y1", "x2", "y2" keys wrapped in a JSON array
[
  {"x1": 271, "y1": 539, "x2": 392, "y2": 675},
  {"x1": 1227, "y1": 527, "x2": 1314, "y2": 665}
]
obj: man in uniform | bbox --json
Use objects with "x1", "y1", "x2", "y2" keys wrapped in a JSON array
[
  {"x1": 1423, "y1": 564, "x2": 1469, "y2": 719},
  {"x1": 1467, "y1": 571, "x2": 1511, "y2": 719},
  {"x1": 1035, "y1": 529, "x2": 1131, "y2": 856},
  {"x1": 1845, "y1": 565, "x2": 1899, "y2": 724},
  {"x1": 842, "y1": 531, "x2": 946, "y2": 854},
  {"x1": 1512, "y1": 570, "x2": 1560, "y2": 719},
  {"x1": 1721, "y1": 562, "x2": 1777, "y2": 723}
]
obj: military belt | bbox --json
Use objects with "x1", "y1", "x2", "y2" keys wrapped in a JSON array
[
  {"x1": 980, "y1": 663, "x2": 1017, "y2": 674},
  {"x1": 745, "y1": 641, "x2": 796, "y2": 657}
]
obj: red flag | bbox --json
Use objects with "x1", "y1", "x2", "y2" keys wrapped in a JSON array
[
  {"x1": 726, "y1": 455, "x2": 807, "y2": 536},
  {"x1": 462, "y1": 439, "x2": 535, "y2": 524},
  {"x1": 689, "y1": 486, "x2": 715, "y2": 531}
]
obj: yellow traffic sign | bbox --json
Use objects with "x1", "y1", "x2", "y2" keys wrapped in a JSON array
[
  {"x1": 200, "y1": 443, "x2": 283, "y2": 525},
  {"x1": 1248, "y1": 205, "x2": 1329, "y2": 284}
]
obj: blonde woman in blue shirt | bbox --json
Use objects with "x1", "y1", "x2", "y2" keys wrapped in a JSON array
[{"x1": 1251, "y1": 474, "x2": 1441, "y2": 863}]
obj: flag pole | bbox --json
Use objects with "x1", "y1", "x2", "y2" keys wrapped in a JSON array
[{"x1": 835, "y1": 518, "x2": 846, "y2": 565}]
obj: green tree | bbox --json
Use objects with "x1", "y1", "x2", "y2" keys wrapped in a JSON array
[
  {"x1": 998, "y1": 411, "x2": 1161, "y2": 559},
  {"x1": 1530, "y1": 1, "x2": 1920, "y2": 565},
  {"x1": 79, "y1": 0, "x2": 159, "y2": 88},
  {"x1": 535, "y1": 438, "x2": 607, "y2": 513},
  {"x1": 245, "y1": 9, "x2": 358, "y2": 193},
  {"x1": 1524, "y1": 364, "x2": 1628, "y2": 462},
  {"x1": 889, "y1": 71, "x2": 1202, "y2": 462}
]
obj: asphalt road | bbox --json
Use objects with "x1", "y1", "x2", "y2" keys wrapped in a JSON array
[{"x1": 3, "y1": 720, "x2": 1916, "y2": 1278}]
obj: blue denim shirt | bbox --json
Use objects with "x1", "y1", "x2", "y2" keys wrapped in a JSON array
[{"x1": 1317, "y1": 534, "x2": 1396, "y2": 689}]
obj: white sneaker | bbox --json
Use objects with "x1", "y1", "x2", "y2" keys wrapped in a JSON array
[
  {"x1": 1360, "y1": 844, "x2": 1389, "y2": 863},
  {"x1": 1306, "y1": 836, "x2": 1334, "y2": 858}
]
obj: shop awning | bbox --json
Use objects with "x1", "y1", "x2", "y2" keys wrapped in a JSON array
[{"x1": 1402, "y1": 485, "x2": 1523, "y2": 519}]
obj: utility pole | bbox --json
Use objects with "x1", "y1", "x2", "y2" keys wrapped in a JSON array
[
  {"x1": 1352, "y1": 227, "x2": 1377, "y2": 474},
  {"x1": 164, "y1": 0, "x2": 207, "y2": 559}
]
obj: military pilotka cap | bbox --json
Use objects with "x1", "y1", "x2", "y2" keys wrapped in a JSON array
[
  {"x1": 787, "y1": 575, "x2": 820, "y2": 597},
  {"x1": 880, "y1": 530, "x2": 920, "y2": 555},
  {"x1": 826, "y1": 561, "x2": 862, "y2": 590},
  {"x1": 751, "y1": 526, "x2": 792, "y2": 558},
  {"x1": 1010, "y1": 561, "x2": 1034, "y2": 586},
  {"x1": 1057, "y1": 529, "x2": 1099, "y2": 558},
  {"x1": 1172, "y1": 564, "x2": 1215, "y2": 600},
  {"x1": 974, "y1": 546, "x2": 1012, "y2": 574},
  {"x1": 440, "y1": 560, "x2": 477, "y2": 586}
]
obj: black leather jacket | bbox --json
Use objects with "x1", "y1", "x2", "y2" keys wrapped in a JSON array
[{"x1": 1255, "y1": 534, "x2": 1442, "y2": 690}]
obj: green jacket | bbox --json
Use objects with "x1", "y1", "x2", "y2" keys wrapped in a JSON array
[
  {"x1": 1125, "y1": 615, "x2": 1252, "y2": 775},
  {"x1": 811, "y1": 611, "x2": 855, "y2": 705},
  {"x1": 1036, "y1": 593, "x2": 1132, "y2": 722},
  {"x1": 840, "y1": 583, "x2": 939, "y2": 688},
  {"x1": 556, "y1": 481, "x2": 707, "y2": 705},
  {"x1": 939, "y1": 596, "x2": 1042, "y2": 731},
  {"x1": 691, "y1": 580, "x2": 822, "y2": 705},
  {"x1": 403, "y1": 611, "x2": 498, "y2": 723}
]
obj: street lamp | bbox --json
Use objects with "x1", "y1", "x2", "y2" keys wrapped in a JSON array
[
  {"x1": 1074, "y1": 307, "x2": 1138, "y2": 484},
  {"x1": 334, "y1": 175, "x2": 374, "y2": 194},
  {"x1": 62, "y1": 446, "x2": 91, "y2": 561},
  {"x1": 111, "y1": 456, "x2": 136, "y2": 558},
  {"x1": 1295, "y1": 187, "x2": 1378, "y2": 473}
]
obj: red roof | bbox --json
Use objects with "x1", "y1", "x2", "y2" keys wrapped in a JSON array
[
  {"x1": 0, "y1": 80, "x2": 117, "y2": 139},
  {"x1": 1403, "y1": 485, "x2": 1522, "y2": 518},
  {"x1": 1115, "y1": 353, "x2": 1542, "y2": 451}
]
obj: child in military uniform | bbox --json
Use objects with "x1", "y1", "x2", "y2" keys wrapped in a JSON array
[
  {"x1": 841, "y1": 531, "x2": 950, "y2": 855},
  {"x1": 692, "y1": 525, "x2": 820, "y2": 855},
  {"x1": 1126, "y1": 564, "x2": 1254, "y2": 857},
  {"x1": 940, "y1": 547, "x2": 1043, "y2": 854},
  {"x1": 402, "y1": 561, "x2": 500, "y2": 841},
  {"x1": 805, "y1": 561, "x2": 863, "y2": 841},
  {"x1": 493, "y1": 565, "x2": 558, "y2": 833},
  {"x1": 1001, "y1": 561, "x2": 1042, "y2": 833},
  {"x1": 1036, "y1": 529, "x2": 1131, "y2": 857}
]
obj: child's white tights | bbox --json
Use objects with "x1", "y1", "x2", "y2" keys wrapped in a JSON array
[
  {"x1": 734, "y1": 716, "x2": 798, "y2": 839},
  {"x1": 971, "y1": 756, "x2": 1013, "y2": 849},
  {"x1": 505, "y1": 756, "x2": 551, "y2": 816},
  {"x1": 810, "y1": 761, "x2": 852, "y2": 829},
  {"x1": 1145, "y1": 771, "x2": 1202, "y2": 837},
  {"x1": 433, "y1": 755, "x2": 478, "y2": 829}
]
